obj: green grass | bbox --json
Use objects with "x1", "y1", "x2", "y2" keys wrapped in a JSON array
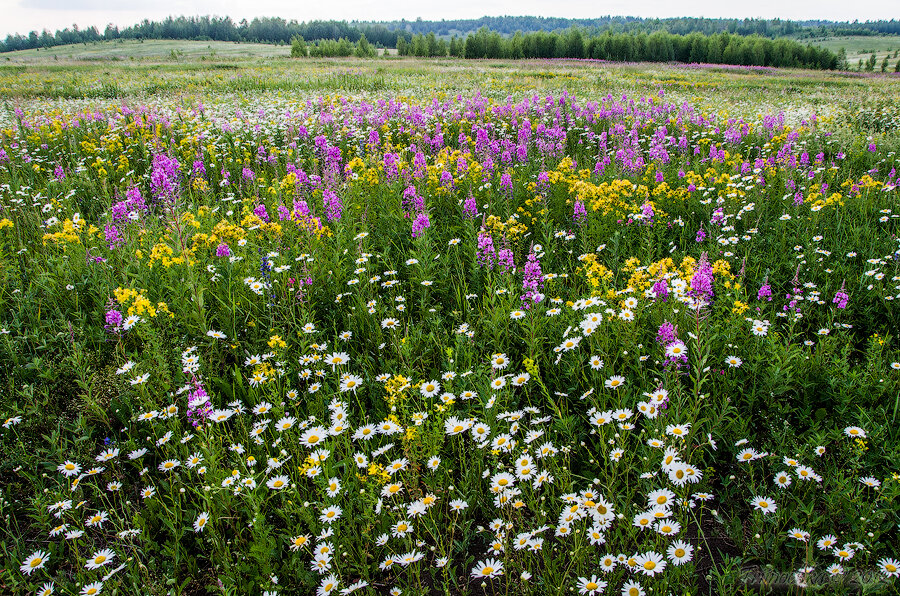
[
  {"x1": 803, "y1": 35, "x2": 900, "y2": 66},
  {"x1": 0, "y1": 39, "x2": 292, "y2": 62},
  {"x1": 0, "y1": 57, "x2": 899, "y2": 596}
]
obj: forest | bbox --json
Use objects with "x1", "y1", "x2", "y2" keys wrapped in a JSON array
[{"x1": 1, "y1": 14, "x2": 897, "y2": 54}]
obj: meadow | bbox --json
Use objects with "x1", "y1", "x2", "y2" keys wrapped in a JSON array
[{"x1": 0, "y1": 57, "x2": 899, "y2": 596}]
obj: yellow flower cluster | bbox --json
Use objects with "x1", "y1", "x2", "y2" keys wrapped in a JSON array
[{"x1": 114, "y1": 287, "x2": 157, "y2": 318}]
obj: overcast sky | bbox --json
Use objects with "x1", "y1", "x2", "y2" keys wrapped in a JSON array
[{"x1": 1, "y1": 0, "x2": 896, "y2": 38}]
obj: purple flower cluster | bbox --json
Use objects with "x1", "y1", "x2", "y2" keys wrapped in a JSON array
[
  {"x1": 323, "y1": 190, "x2": 343, "y2": 221},
  {"x1": 833, "y1": 280, "x2": 849, "y2": 309},
  {"x1": 253, "y1": 203, "x2": 270, "y2": 223},
  {"x1": 497, "y1": 246, "x2": 515, "y2": 273},
  {"x1": 757, "y1": 277, "x2": 773, "y2": 302},
  {"x1": 104, "y1": 223, "x2": 124, "y2": 249},
  {"x1": 573, "y1": 200, "x2": 587, "y2": 226},
  {"x1": 105, "y1": 309, "x2": 123, "y2": 332},
  {"x1": 463, "y1": 195, "x2": 478, "y2": 219},
  {"x1": 520, "y1": 248, "x2": 544, "y2": 307},
  {"x1": 411, "y1": 211, "x2": 431, "y2": 238},
  {"x1": 150, "y1": 153, "x2": 180, "y2": 206},
  {"x1": 651, "y1": 277, "x2": 669, "y2": 301},
  {"x1": 186, "y1": 381, "x2": 212, "y2": 427},
  {"x1": 656, "y1": 321, "x2": 687, "y2": 368},
  {"x1": 476, "y1": 231, "x2": 496, "y2": 269},
  {"x1": 689, "y1": 252, "x2": 714, "y2": 305}
]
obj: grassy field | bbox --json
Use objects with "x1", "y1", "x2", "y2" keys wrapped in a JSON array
[
  {"x1": 0, "y1": 39, "x2": 292, "y2": 62},
  {"x1": 803, "y1": 35, "x2": 900, "y2": 67},
  {"x1": 0, "y1": 57, "x2": 898, "y2": 596}
]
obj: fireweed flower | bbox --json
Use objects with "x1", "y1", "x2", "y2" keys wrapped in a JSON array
[
  {"x1": 689, "y1": 252, "x2": 714, "y2": 304},
  {"x1": 150, "y1": 152, "x2": 180, "y2": 206},
  {"x1": 833, "y1": 280, "x2": 849, "y2": 309},
  {"x1": 573, "y1": 199, "x2": 587, "y2": 226},
  {"x1": 521, "y1": 248, "x2": 544, "y2": 306},
  {"x1": 476, "y1": 231, "x2": 496, "y2": 269}
]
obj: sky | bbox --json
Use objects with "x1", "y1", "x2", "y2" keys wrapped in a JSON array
[{"x1": 2, "y1": 0, "x2": 897, "y2": 38}]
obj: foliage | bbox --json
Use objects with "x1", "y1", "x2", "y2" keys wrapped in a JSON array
[{"x1": 0, "y1": 58, "x2": 899, "y2": 596}]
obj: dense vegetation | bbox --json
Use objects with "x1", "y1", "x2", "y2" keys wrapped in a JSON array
[
  {"x1": 0, "y1": 57, "x2": 899, "y2": 596},
  {"x1": 392, "y1": 28, "x2": 839, "y2": 69}
]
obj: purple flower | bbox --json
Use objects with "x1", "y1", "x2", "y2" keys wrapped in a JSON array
[
  {"x1": 150, "y1": 153, "x2": 181, "y2": 205},
  {"x1": 498, "y1": 247, "x2": 515, "y2": 273},
  {"x1": 253, "y1": 203, "x2": 270, "y2": 223},
  {"x1": 463, "y1": 195, "x2": 478, "y2": 219},
  {"x1": 695, "y1": 226, "x2": 706, "y2": 243},
  {"x1": 573, "y1": 199, "x2": 587, "y2": 226},
  {"x1": 656, "y1": 321, "x2": 678, "y2": 346},
  {"x1": 833, "y1": 280, "x2": 849, "y2": 309},
  {"x1": 105, "y1": 309, "x2": 123, "y2": 329},
  {"x1": 757, "y1": 278, "x2": 773, "y2": 302},
  {"x1": 192, "y1": 160, "x2": 206, "y2": 178},
  {"x1": 689, "y1": 252, "x2": 714, "y2": 304},
  {"x1": 126, "y1": 186, "x2": 146, "y2": 213},
  {"x1": 520, "y1": 248, "x2": 544, "y2": 306},
  {"x1": 657, "y1": 321, "x2": 687, "y2": 367},
  {"x1": 187, "y1": 381, "x2": 212, "y2": 427},
  {"x1": 215, "y1": 243, "x2": 231, "y2": 258},
  {"x1": 323, "y1": 190, "x2": 343, "y2": 221},
  {"x1": 476, "y1": 231, "x2": 496, "y2": 269},
  {"x1": 111, "y1": 201, "x2": 129, "y2": 221},
  {"x1": 104, "y1": 223, "x2": 124, "y2": 249},
  {"x1": 411, "y1": 210, "x2": 431, "y2": 238},
  {"x1": 651, "y1": 277, "x2": 668, "y2": 301}
]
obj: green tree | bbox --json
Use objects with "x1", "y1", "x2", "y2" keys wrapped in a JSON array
[
  {"x1": 290, "y1": 35, "x2": 307, "y2": 58},
  {"x1": 355, "y1": 33, "x2": 375, "y2": 58}
]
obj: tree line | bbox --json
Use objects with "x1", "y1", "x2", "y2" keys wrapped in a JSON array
[
  {"x1": 0, "y1": 15, "x2": 867, "y2": 70},
  {"x1": 393, "y1": 28, "x2": 839, "y2": 70},
  {"x1": 374, "y1": 16, "x2": 900, "y2": 39},
  {"x1": 3, "y1": 15, "x2": 899, "y2": 55},
  {"x1": 0, "y1": 16, "x2": 401, "y2": 53}
]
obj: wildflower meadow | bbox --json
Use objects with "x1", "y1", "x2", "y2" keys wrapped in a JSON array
[{"x1": 1, "y1": 57, "x2": 899, "y2": 595}]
